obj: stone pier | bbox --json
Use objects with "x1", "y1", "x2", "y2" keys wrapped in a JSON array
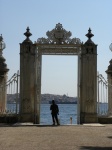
[
  {"x1": 0, "y1": 35, "x2": 9, "y2": 112},
  {"x1": 80, "y1": 28, "x2": 98, "y2": 123}
]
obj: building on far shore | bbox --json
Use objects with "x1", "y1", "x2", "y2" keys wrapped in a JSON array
[{"x1": 7, "y1": 93, "x2": 78, "y2": 104}]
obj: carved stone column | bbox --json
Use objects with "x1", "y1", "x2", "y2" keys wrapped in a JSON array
[
  {"x1": 0, "y1": 35, "x2": 9, "y2": 112},
  {"x1": 19, "y1": 27, "x2": 37, "y2": 122},
  {"x1": 34, "y1": 49, "x2": 42, "y2": 124},
  {"x1": 80, "y1": 28, "x2": 98, "y2": 123},
  {"x1": 106, "y1": 59, "x2": 112, "y2": 115}
]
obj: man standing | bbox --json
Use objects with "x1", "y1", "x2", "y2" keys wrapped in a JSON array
[{"x1": 50, "y1": 100, "x2": 60, "y2": 125}]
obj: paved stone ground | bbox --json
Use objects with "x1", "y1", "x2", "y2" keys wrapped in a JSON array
[{"x1": 0, "y1": 124, "x2": 112, "y2": 150}]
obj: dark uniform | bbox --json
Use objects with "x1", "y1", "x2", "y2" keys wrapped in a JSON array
[{"x1": 50, "y1": 100, "x2": 59, "y2": 125}]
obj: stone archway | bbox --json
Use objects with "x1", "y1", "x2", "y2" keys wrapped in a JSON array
[{"x1": 19, "y1": 23, "x2": 98, "y2": 124}]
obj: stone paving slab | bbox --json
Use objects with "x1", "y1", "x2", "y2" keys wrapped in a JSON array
[
  {"x1": 0, "y1": 124, "x2": 112, "y2": 150},
  {"x1": 13, "y1": 122, "x2": 105, "y2": 127},
  {"x1": 83, "y1": 123, "x2": 105, "y2": 127},
  {"x1": 13, "y1": 122, "x2": 78, "y2": 126}
]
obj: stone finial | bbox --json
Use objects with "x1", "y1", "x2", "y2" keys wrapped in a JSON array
[
  {"x1": 0, "y1": 34, "x2": 3, "y2": 41},
  {"x1": 0, "y1": 34, "x2": 6, "y2": 51},
  {"x1": 106, "y1": 59, "x2": 112, "y2": 75},
  {"x1": 24, "y1": 27, "x2": 32, "y2": 39},
  {"x1": 86, "y1": 28, "x2": 94, "y2": 39},
  {"x1": 109, "y1": 43, "x2": 112, "y2": 51},
  {"x1": 85, "y1": 28, "x2": 94, "y2": 45},
  {"x1": 22, "y1": 27, "x2": 32, "y2": 44}
]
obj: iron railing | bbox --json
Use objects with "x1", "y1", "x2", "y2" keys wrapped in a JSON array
[
  {"x1": 0, "y1": 70, "x2": 111, "y2": 118},
  {"x1": 97, "y1": 73, "x2": 108, "y2": 116},
  {"x1": 0, "y1": 70, "x2": 20, "y2": 114}
]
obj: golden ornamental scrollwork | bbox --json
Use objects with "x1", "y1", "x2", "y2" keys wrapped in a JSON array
[{"x1": 37, "y1": 23, "x2": 81, "y2": 45}]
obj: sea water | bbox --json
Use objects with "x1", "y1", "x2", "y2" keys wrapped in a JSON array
[
  {"x1": 7, "y1": 104, "x2": 78, "y2": 125},
  {"x1": 40, "y1": 104, "x2": 77, "y2": 125},
  {"x1": 7, "y1": 103, "x2": 108, "y2": 125}
]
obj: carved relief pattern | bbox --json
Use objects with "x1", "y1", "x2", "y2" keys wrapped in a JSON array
[
  {"x1": 37, "y1": 23, "x2": 81, "y2": 44},
  {"x1": 22, "y1": 98, "x2": 31, "y2": 113},
  {"x1": 41, "y1": 48, "x2": 79, "y2": 55}
]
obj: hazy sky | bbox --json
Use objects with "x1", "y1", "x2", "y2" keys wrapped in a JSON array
[{"x1": 0, "y1": 0, "x2": 112, "y2": 97}]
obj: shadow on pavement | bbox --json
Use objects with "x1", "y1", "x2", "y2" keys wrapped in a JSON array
[
  {"x1": 107, "y1": 136, "x2": 112, "y2": 139},
  {"x1": 0, "y1": 123, "x2": 61, "y2": 127},
  {"x1": 80, "y1": 146, "x2": 112, "y2": 150}
]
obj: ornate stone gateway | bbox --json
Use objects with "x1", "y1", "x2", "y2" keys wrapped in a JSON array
[{"x1": 19, "y1": 23, "x2": 98, "y2": 124}]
